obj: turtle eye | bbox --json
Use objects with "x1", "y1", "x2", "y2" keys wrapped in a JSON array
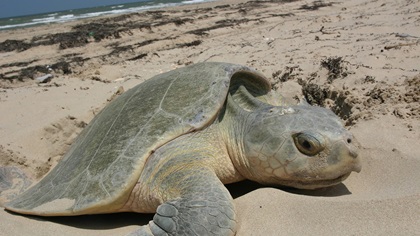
[{"x1": 293, "y1": 132, "x2": 324, "y2": 156}]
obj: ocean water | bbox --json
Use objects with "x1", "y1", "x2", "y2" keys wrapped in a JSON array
[{"x1": 0, "y1": 0, "x2": 213, "y2": 30}]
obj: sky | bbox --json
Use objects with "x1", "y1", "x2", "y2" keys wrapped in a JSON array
[{"x1": 0, "y1": 0, "x2": 150, "y2": 18}]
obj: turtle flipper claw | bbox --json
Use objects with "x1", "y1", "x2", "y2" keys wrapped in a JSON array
[
  {"x1": 124, "y1": 203, "x2": 180, "y2": 236},
  {"x1": 152, "y1": 203, "x2": 178, "y2": 233}
]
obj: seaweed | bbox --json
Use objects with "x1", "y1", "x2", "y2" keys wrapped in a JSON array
[
  {"x1": 0, "y1": 21, "x2": 136, "y2": 52},
  {"x1": 302, "y1": 83, "x2": 327, "y2": 106},
  {"x1": 0, "y1": 39, "x2": 31, "y2": 52},
  {"x1": 176, "y1": 40, "x2": 202, "y2": 48},
  {"x1": 127, "y1": 53, "x2": 148, "y2": 61},
  {"x1": 154, "y1": 18, "x2": 194, "y2": 27},
  {"x1": 299, "y1": 1, "x2": 334, "y2": 11},
  {"x1": 108, "y1": 45, "x2": 134, "y2": 57},
  {"x1": 135, "y1": 39, "x2": 160, "y2": 48},
  {"x1": 0, "y1": 57, "x2": 87, "y2": 81},
  {"x1": 320, "y1": 57, "x2": 348, "y2": 82},
  {"x1": 301, "y1": 81, "x2": 354, "y2": 122},
  {"x1": 187, "y1": 18, "x2": 251, "y2": 36},
  {"x1": 0, "y1": 59, "x2": 39, "y2": 69}
]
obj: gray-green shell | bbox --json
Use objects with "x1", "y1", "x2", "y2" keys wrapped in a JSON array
[{"x1": 5, "y1": 62, "x2": 269, "y2": 215}]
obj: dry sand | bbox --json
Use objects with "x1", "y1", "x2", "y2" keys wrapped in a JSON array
[{"x1": 0, "y1": 0, "x2": 419, "y2": 235}]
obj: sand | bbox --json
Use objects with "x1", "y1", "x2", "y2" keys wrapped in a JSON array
[{"x1": 0, "y1": 0, "x2": 419, "y2": 235}]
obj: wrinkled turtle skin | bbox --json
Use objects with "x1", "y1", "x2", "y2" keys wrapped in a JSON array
[{"x1": 4, "y1": 62, "x2": 361, "y2": 236}]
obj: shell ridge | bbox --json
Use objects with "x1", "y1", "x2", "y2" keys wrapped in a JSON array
[
  {"x1": 158, "y1": 76, "x2": 179, "y2": 111},
  {"x1": 86, "y1": 87, "x2": 141, "y2": 171},
  {"x1": 72, "y1": 172, "x2": 90, "y2": 212},
  {"x1": 119, "y1": 75, "x2": 183, "y2": 159},
  {"x1": 47, "y1": 110, "x2": 100, "y2": 185},
  {"x1": 70, "y1": 86, "x2": 144, "y2": 211}
]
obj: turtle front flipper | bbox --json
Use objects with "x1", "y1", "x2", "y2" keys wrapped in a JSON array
[{"x1": 129, "y1": 167, "x2": 236, "y2": 236}]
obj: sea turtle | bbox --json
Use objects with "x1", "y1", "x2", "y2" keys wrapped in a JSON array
[{"x1": 2, "y1": 62, "x2": 361, "y2": 235}]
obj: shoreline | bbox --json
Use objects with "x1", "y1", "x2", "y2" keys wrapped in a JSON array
[
  {"x1": 0, "y1": 0, "x2": 247, "y2": 33},
  {"x1": 0, "y1": 0, "x2": 234, "y2": 31},
  {"x1": 0, "y1": 0, "x2": 252, "y2": 85},
  {"x1": 0, "y1": 0, "x2": 419, "y2": 235}
]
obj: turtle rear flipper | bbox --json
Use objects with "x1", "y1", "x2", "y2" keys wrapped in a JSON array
[{"x1": 0, "y1": 166, "x2": 33, "y2": 206}]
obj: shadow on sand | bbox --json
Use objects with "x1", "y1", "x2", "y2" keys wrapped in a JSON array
[
  {"x1": 226, "y1": 179, "x2": 352, "y2": 198},
  {"x1": 4, "y1": 180, "x2": 351, "y2": 230}
]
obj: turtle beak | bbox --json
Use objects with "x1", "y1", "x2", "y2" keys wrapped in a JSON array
[{"x1": 352, "y1": 159, "x2": 362, "y2": 173}]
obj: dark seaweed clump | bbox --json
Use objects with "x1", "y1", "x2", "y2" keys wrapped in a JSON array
[
  {"x1": 0, "y1": 39, "x2": 31, "y2": 52},
  {"x1": 1, "y1": 57, "x2": 86, "y2": 81},
  {"x1": 0, "y1": 23, "x2": 131, "y2": 52},
  {"x1": 299, "y1": 1, "x2": 334, "y2": 11},
  {"x1": 302, "y1": 83, "x2": 326, "y2": 106},
  {"x1": 321, "y1": 57, "x2": 348, "y2": 82},
  {"x1": 58, "y1": 23, "x2": 130, "y2": 49},
  {"x1": 301, "y1": 81, "x2": 354, "y2": 122}
]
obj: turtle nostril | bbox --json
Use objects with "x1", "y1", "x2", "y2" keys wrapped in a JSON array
[{"x1": 347, "y1": 138, "x2": 352, "y2": 144}]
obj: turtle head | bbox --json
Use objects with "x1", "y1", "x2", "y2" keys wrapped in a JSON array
[{"x1": 241, "y1": 104, "x2": 361, "y2": 189}]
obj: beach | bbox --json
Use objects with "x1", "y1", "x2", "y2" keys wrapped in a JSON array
[{"x1": 0, "y1": 0, "x2": 419, "y2": 235}]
